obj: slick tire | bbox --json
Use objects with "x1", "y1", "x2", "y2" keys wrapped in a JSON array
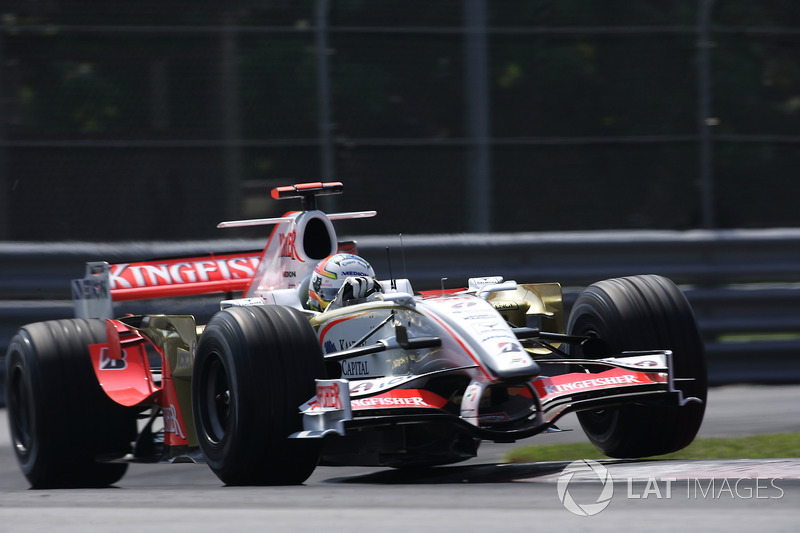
[
  {"x1": 5, "y1": 319, "x2": 137, "y2": 488},
  {"x1": 192, "y1": 305, "x2": 325, "y2": 485},
  {"x1": 567, "y1": 275, "x2": 708, "y2": 458}
]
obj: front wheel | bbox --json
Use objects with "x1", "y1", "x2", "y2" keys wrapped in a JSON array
[
  {"x1": 192, "y1": 305, "x2": 325, "y2": 485},
  {"x1": 567, "y1": 275, "x2": 707, "y2": 458}
]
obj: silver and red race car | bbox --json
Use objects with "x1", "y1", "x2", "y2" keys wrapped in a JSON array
[{"x1": 4, "y1": 182, "x2": 707, "y2": 487}]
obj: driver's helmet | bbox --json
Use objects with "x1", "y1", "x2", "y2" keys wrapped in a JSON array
[{"x1": 309, "y1": 253, "x2": 376, "y2": 311}]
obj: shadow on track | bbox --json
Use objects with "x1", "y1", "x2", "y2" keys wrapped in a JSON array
[{"x1": 324, "y1": 460, "x2": 634, "y2": 485}]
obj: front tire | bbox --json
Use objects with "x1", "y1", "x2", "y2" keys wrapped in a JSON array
[
  {"x1": 5, "y1": 319, "x2": 137, "y2": 488},
  {"x1": 567, "y1": 275, "x2": 707, "y2": 458},
  {"x1": 192, "y1": 305, "x2": 324, "y2": 485}
]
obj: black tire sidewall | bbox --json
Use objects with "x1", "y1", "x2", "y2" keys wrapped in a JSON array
[
  {"x1": 5, "y1": 319, "x2": 136, "y2": 488},
  {"x1": 192, "y1": 318, "x2": 246, "y2": 468},
  {"x1": 193, "y1": 305, "x2": 324, "y2": 485},
  {"x1": 567, "y1": 275, "x2": 707, "y2": 457},
  {"x1": 5, "y1": 331, "x2": 50, "y2": 480}
]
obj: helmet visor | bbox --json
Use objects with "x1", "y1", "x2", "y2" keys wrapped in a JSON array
[{"x1": 315, "y1": 286, "x2": 341, "y2": 303}]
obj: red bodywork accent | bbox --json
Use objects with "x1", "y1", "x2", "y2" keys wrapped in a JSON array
[
  {"x1": 113, "y1": 279, "x2": 252, "y2": 301},
  {"x1": 90, "y1": 320, "x2": 191, "y2": 447},
  {"x1": 107, "y1": 252, "x2": 261, "y2": 301},
  {"x1": 350, "y1": 389, "x2": 448, "y2": 410},
  {"x1": 532, "y1": 368, "x2": 669, "y2": 424},
  {"x1": 90, "y1": 320, "x2": 160, "y2": 407},
  {"x1": 304, "y1": 388, "x2": 449, "y2": 413},
  {"x1": 158, "y1": 351, "x2": 191, "y2": 447},
  {"x1": 533, "y1": 367, "x2": 668, "y2": 402},
  {"x1": 419, "y1": 288, "x2": 467, "y2": 299},
  {"x1": 272, "y1": 181, "x2": 344, "y2": 200}
]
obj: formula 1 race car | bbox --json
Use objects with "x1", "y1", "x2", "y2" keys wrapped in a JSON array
[{"x1": 4, "y1": 182, "x2": 707, "y2": 488}]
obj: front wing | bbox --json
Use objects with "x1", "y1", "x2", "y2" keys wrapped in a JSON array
[{"x1": 291, "y1": 350, "x2": 701, "y2": 442}]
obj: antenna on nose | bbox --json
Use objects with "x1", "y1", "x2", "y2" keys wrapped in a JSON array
[{"x1": 386, "y1": 247, "x2": 396, "y2": 291}]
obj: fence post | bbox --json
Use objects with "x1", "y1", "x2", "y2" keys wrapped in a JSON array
[
  {"x1": 464, "y1": 0, "x2": 491, "y2": 233},
  {"x1": 316, "y1": 0, "x2": 335, "y2": 187},
  {"x1": 220, "y1": 12, "x2": 242, "y2": 221},
  {"x1": 0, "y1": 26, "x2": 7, "y2": 240},
  {"x1": 697, "y1": 0, "x2": 716, "y2": 228}
]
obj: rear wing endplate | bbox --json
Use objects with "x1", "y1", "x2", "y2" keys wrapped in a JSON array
[{"x1": 73, "y1": 262, "x2": 114, "y2": 319}]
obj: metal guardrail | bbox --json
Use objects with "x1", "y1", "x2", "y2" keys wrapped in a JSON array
[{"x1": 2, "y1": 228, "x2": 800, "y2": 405}]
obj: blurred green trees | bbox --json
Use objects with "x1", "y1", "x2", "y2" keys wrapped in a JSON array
[{"x1": 2, "y1": 1, "x2": 800, "y2": 239}]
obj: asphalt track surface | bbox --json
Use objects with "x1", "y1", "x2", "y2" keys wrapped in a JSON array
[{"x1": 1, "y1": 384, "x2": 799, "y2": 532}]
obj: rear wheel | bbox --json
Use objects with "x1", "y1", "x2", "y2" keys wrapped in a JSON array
[
  {"x1": 567, "y1": 275, "x2": 707, "y2": 458},
  {"x1": 5, "y1": 319, "x2": 137, "y2": 488},
  {"x1": 192, "y1": 305, "x2": 324, "y2": 485}
]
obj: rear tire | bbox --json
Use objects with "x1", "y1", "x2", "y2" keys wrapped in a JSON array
[
  {"x1": 567, "y1": 275, "x2": 707, "y2": 458},
  {"x1": 192, "y1": 305, "x2": 324, "y2": 485},
  {"x1": 5, "y1": 319, "x2": 137, "y2": 488}
]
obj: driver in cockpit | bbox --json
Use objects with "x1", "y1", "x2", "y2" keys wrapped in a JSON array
[{"x1": 307, "y1": 253, "x2": 382, "y2": 312}]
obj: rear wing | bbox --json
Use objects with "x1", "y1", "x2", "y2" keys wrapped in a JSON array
[
  {"x1": 72, "y1": 252, "x2": 261, "y2": 319},
  {"x1": 72, "y1": 181, "x2": 375, "y2": 319}
]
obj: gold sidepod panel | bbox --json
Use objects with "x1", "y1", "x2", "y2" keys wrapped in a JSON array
[{"x1": 488, "y1": 282, "x2": 565, "y2": 336}]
